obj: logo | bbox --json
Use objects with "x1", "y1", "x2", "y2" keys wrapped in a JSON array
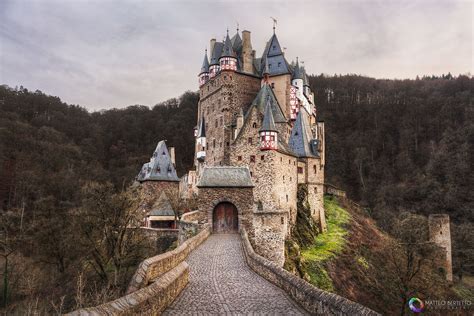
[{"x1": 409, "y1": 297, "x2": 425, "y2": 313}]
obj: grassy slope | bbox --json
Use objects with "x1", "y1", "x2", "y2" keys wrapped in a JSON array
[{"x1": 288, "y1": 196, "x2": 460, "y2": 314}]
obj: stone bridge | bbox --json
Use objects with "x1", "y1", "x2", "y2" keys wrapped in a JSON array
[{"x1": 68, "y1": 227, "x2": 379, "y2": 316}]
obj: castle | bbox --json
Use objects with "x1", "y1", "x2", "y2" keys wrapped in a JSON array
[{"x1": 137, "y1": 27, "x2": 326, "y2": 266}]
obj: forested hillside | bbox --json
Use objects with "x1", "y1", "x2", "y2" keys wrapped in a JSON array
[{"x1": 1, "y1": 75, "x2": 473, "y2": 312}]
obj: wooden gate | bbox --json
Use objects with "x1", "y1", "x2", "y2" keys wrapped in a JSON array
[{"x1": 213, "y1": 202, "x2": 238, "y2": 233}]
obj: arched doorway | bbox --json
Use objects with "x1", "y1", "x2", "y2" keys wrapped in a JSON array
[{"x1": 213, "y1": 202, "x2": 238, "y2": 233}]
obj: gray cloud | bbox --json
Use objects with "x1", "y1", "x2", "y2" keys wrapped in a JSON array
[{"x1": 0, "y1": 0, "x2": 472, "y2": 110}]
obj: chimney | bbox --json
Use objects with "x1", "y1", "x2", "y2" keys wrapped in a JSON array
[
  {"x1": 209, "y1": 38, "x2": 216, "y2": 56},
  {"x1": 242, "y1": 30, "x2": 253, "y2": 74},
  {"x1": 169, "y1": 147, "x2": 176, "y2": 166}
]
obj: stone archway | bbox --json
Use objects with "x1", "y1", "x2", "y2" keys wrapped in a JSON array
[{"x1": 212, "y1": 202, "x2": 238, "y2": 233}]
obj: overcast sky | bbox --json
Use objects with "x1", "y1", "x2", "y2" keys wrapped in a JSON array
[{"x1": 0, "y1": 0, "x2": 472, "y2": 110}]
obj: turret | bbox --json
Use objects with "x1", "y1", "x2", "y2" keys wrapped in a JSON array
[
  {"x1": 259, "y1": 100, "x2": 278, "y2": 150},
  {"x1": 219, "y1": 30, "x2": 237, "y2": 71},
  {"x1": 209, "y1": 40, "x2": 223, "y2": 78},
  {"x1": 196, "y1": 116, "x2": 206, "y2": 161},
  {"x1": 199, "y1": 49, "x2": 210, "y2": 86}
]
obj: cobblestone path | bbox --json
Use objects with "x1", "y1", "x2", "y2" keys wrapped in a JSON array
[{"x1": 164, "y1": 234, "x2": 307, "y2": 315}]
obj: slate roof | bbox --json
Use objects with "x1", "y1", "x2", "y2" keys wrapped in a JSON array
[
  {"x1": 200, "y1": 50, "x2": 210, "y2": 74},
  {"x1": 231, "y1": 32, "x2": 242, "y2": 55},
  {"x1": 197, "y1": 167, "x2": 254, "y2": 188},
  {"x1": 260, "y1": 100, "x2": 278, "y2": 132},
  {"x1": 292, "y1": 59, "x2": 303, "y2": 80},
  {"x1": 221, "y1": 33, "x2": 235, "y2": 58},
  {"x1": 149, "y1": 192, "x2": 175, "y2": 216},
  {"x1": 250, "y1": 84, "x2": 287, "y2": 123},
  {"x1": 137, "y1": 140, "x2": 180, "y2": 182},
  {"x1": 288, "y1": 109, "x2": 318, "y2": 158},
  {"x1": 260, "y1": 34, "x2": 290, "y2": 76},
  {"x1": 210, "y1": 42, "x2": 224, "y2": 65}
]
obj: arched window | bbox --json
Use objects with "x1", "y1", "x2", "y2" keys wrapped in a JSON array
[{"x1": 252, "y1": 122, "x2": 257, "y2": 128}]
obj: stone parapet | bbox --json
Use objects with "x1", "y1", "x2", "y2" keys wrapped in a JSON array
[
  {"x1": 126, "y1": 225, "x2": 211, "y2": 294},
  {"x1": 240, "y1": 228, "x2": 380, "y2": 316},
  {"x1": 66, "y1": 261, "x2": 189, "y2": 316}
]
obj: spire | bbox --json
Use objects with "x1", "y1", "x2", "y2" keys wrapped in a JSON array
[
  {"x1": 197, "y1": 116, "x2": 206, "y2": 138},
  {"x1": 200, "y1": 49, "x2": 210, "y2": 74},
  {"x1": 292, "y1": 57, "x2": 303, "y2": 80},
  {"x1": 221, "y1": 32, "x2": 235, "y2": 57},
  {"x1": 260, "y1": 99, "x2": 278, "y2": 132}
]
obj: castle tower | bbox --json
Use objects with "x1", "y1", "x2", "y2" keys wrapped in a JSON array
[
  {"x1": 259, "y1": 100, "x2": 278, "y2": 150},
  {"x1": 198, "y1": 49, "x2": 210, "y2": 87},
  {"x1": 428, "y1": 214, "x2": 453, "y2": 282},
  {"x1": 209, "y1": 40, "x2": 222, "y2": 78},
  {"x1": 219, "y1": 31, "x2": 237, "y2": 72}
]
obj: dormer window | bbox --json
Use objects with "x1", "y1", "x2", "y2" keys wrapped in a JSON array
[
  {"x1": 156, "y1": 166, "x2": 161, "y2": 172},
  {"x1": 272, "y1": 45, "x2": 276, "y2": 50},
  {"x1": 278, "y1": 62, "x2": 281, "y2": 67},
  {"x1": 162, "y1": 151, "x2": 166, "y2": 155},
  {"x1": 153, "y1": 152, "x2": 157, "y2": 157}
]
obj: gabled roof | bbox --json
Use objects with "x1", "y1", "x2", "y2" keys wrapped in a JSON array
[
  {"x1": 197, "y1": 167, "x2": 254, "y2": 188},
  {"x1": 149, "y1": 192, "x2": 175, "y2": 216},
  {"x1": 200, "y1": 50, "x2": 210, "y2": 74},
  {"x1": 221, "y1": 33, "x2": 235, "y2": 58},
  {"x1": 210, "y1": 42, "x2": 223, "y2": 65},
  {"x1": 250, "y1": 84, "x2": 287, "y2": 123},
  {"x1": 260, "y1": 100, "x2": 277, "y2": 132},
  {"x1": 197, "y1": 116, "x2": 206, "y2": 138},
  {"x1": 137, "y1": 140, "x2": 180, "y2": 182},
  {"x1": 289, "y1": 109, "x2": 317, "y2": 158}
]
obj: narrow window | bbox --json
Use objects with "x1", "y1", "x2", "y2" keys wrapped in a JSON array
[
  {"x1": 250, "y1": 155, "x2": 256, "y2": 163},
  {"x1": 271, "y1": 82, "x2": 275, "y2": 88},
  {"x1": 261, "y1": 155, "x2": 264, "y2": 161},
  {"x1": 238, "y1": 156, "x2": 242, "y2": 161},
  {"x1": 297, "y1": 167, "x2": 303, "y2": 174},
  {"x1": 281, "y1": 217, "x2": 284, "y2": 224},
  {"x1": 286, "y1": 195, "x2": 288, "y2": 202},
  {"x1": 248, "y1": 137, "x2": 253, "y2": 145},
  {"x1": 313, "y1": 165, "x2": 317, "y2": 174},
  {"x1": 252, "y1": 122, "x2": 257, "y2": 128}
]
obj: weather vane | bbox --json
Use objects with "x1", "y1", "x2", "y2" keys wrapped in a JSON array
[
  {"x1": 270, "y1": 17, "x2": 277, "y2": 33},
  {"x1": 236, "y1": 22, "x2": 239, "y2": 33}
]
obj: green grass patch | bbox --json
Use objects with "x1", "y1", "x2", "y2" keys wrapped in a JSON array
[
  {"x1": 301, "y1": 196, "x2": 351, "y2": 261},
  {"x1": 453, "y1": 281, "x2": 474, "y2": 301},
  {"x1": 297, "y1": 196, "x2": 352, "y2": 291}
]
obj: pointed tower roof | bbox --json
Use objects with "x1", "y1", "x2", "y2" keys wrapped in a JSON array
[
  {"x1": 263, "y1": 57, "x2": 270, "y2": 75},
  {"x1": 150, "y1": 192, "x2": 175, "y2": 216},
  {"x1": 231, "y1": 31, "x2": 242, "y2": 53},
  {"x1": 210, "y1": 42, "x2": 224, "y2": 65},
  {"x1": 260, "y1": 99, "x2": 278, "y2": 132},
  {"x1": 292, "y1": 58, "x2": 303, "y2": 80},
  {"x1": 260, "y1": 33, "x2": 290, "y2": 76},
  {"x1": 137, "y1": 140, "x2": 180, "y2": 182},
  {"x1": 250, "y1": 84, "x2": 286, "y2": 123},
  {"x1": 289, "y1": 110, "x2": 317, "y2": 158},
  {"x1": 221, "y1": 31, "x2": 235, "y2": 58},
  {"x1": 200, "y1": 49, "x2": 210, "y2": 74},
  {"x1": 197, "y1": 116, "x2": 206, "y2": 138}
]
